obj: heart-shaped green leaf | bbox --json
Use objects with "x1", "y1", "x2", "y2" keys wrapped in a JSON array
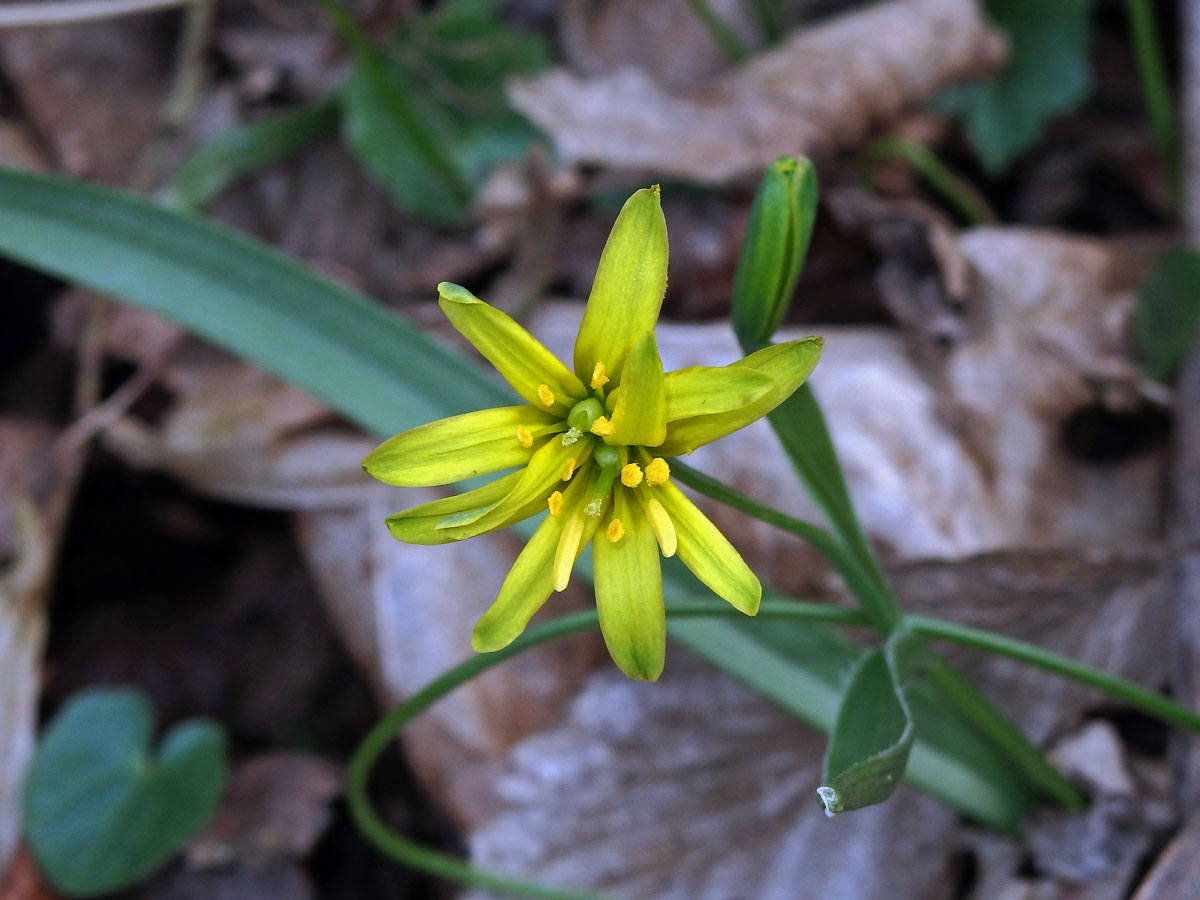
[
  {"x1": 818, "y1": 629, "x2": 921, "y2": 816},
  {"x1": 23, "y1": 687, "x2": 227, "y2": 897}
]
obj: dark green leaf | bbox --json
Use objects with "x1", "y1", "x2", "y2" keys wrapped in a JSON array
[
  {"x1": 23, "y1": 688, "x2": 226, "y2": 896},
  {"x1": 1134, "y1": 247, "x2": 1200, "y2": 381},
  {"x1": 325, "y1": 0, "x2": 547, "y2": 220},
  {"x1": 323, "y1": 0, "x2": 473, "y2": 222},
  {"x1": 666, "y1": 586, "x2": 1036, "y2": 831},
  {"x1": 941, "y1": 0, "x2": 1091, "y2": 173},
  {"x1": 169, "y1": 98, "x2": 339, "y2": 212},
  {"x1": 818, "y1": 630, "x2": 919, "y2": 815}
]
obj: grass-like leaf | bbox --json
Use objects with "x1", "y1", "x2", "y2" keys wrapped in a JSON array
[{"x1": 169, "y1": 98, "x2": 340, "y2": 212}]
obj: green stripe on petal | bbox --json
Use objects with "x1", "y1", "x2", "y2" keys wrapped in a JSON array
[
  {"x1": 658, "y1": 336, "x2": 823, "y2": 455},
  {"x1": 593, "y1": 488, "x2": 665, "y2": 681},
  {"x1": 438, "y1": 282, "x2": 587, "y2": 411},
  {"x1": 471, "y1": 473, "x2": 602, "y2": 652},
  {"x1": 609, "y1": 332, "x2": 667, "y2": 446},
  {"x1": 385, "y1": 471, "x2": 523, "y2": 545},
  {"x1": 664, "y1": 365, "x2": 773, "y2": 421},
  {"x1": 363, "y1": 405, "x2": 561, "y2": 486},
  {"x1": 653, "y1": 479, "x2": 761, "y2": 615},
  {"x1": 573, "y1": 187, "x2": 668, "y2": 384},
  {"x1": 438, "y1": 436, "x2": 595, "y2": 541}
]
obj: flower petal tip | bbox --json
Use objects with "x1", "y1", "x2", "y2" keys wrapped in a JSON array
[
  {"x1": 471, "y1": 627, "x2": 511, "y2": 654},
  {"x1": 437, "y1": 282, "x2": 478, "y2": 304},
  {"x1": 617, "y1": 657, "x2": 664, "y2": 682}
]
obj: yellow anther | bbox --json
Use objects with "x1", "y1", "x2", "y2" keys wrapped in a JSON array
[
  {"x1": 537, "y1": 384, "x2": 556, "y2": 407},
  {"x1": 620, "y1": 463, "x2": 643, "y2": 488},
  {"x1": 561, "y1": 458, "x2": 578, "y2": 481},
  {"x1": 589, "y1": 416, "x2": 615, "y2": 437},
  {"x1": 643, "y1": 498, "x2": 677, "y2": 557},
  {"x1": 590, "y1": 363, "x2": 609, "y2": 390},
  {"x1": 605, "y1": 518, "x2": 625, "y2": 543},
  {"x1": 553, "y1": 513, "x2": 584, "y2": 591},
  {"x1": 645, "y1": 457, "x2": 670, "y2": 485},
  {"x1": 547, "y1": 490, "x2": 564, "y2": 517},
  {"x1": 515, "y1": 426, "x2": 534, "y2": 448}
]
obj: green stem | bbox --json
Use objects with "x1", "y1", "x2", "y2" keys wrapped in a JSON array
[
  {"x1": 348, "y1": 600, "x2": 1199, "y2": 898},
  {"x1": 346, "y1": 602, "x2": 862, "y2": 900},
  {"x1": 921, "y1": 653, "x2": 1086, "y2": 808},
  {"x1": 1124, "y1": 0, "x2": 1181, "y2": 204},
  {"x1": 908, "y1": 614, "x2": 1200, "y2": 735},
  {"x1": 748, "y1": 0, "x2": 784, "y2": 44},
  {"x1": 670, "y1": 458, "x2": 896, "y2": 625},
  {"x1": 685, "y1": 0, "x2": 749, "y2": 63},
  {"x1": 667, "y1": 455, "x2": 1080, "y2": 804},
  {"x1": 864, "y1": 135, "x2": 997, "y2": 226}
]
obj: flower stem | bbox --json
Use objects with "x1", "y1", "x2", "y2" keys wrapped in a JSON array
[
  {"x1": 348, "y1": 601, "x2": 1199, "y2": 899},
  {"x1": 668, "y1": 459, "x2": 1084, "y2": 805},
  {"x1": 346, "y1": 602, "x2": 859, "y2": 900},
  {"x1": 1124, "y1": 0, "x2": 1181, "y2": 205},
  {"x1": 862, "y1": 135, "x2": 998, "y2": 225},
  {"x1": 908, "y1": 614, "x2": 1200, "y2": 735},
  {"x1": 685, "y1": 0, "x2": 750, "y2": 63}
]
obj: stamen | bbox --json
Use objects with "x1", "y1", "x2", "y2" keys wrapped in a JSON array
[
  {"x1": 561, "y1": 458, "x2": 578, "y2": 481},
  {"x1": 589, "y1": 416, "x2": 615, "y2": 437},
  {"x1": 620, "y1": 463, "x2": 643, "y2": 488},
  {"x1": 547, "y1": 491, "x2": 564, "y2": 517},
  {"x1": 643, "y1": 498, "x2": 677, "y2": 557},
  {"x1": 561, "y1": 427, "x2": 582, "y2": 446},
  {"x1": 645, "y1": 457, "x2": 670, "y2": 485},
  {"x1": 590, "y1": 362, "x2": 610, "y2": 390},
  {"x1": 536, "y1": 383, "x2": 556, "y2": 407},
  {"x1": 606, "y1": 518, "x2": 625, "y2": 542},
  {"x1": 515, "y1": 426, "x2": 534, "y2": 448},
  {"x1": 553, "y1": 512, "x2": 584, "y2": 591}
]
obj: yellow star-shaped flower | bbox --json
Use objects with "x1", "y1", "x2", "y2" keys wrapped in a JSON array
[{"x1": 364, "y1": 186, "x2": 822, "y2": 680}]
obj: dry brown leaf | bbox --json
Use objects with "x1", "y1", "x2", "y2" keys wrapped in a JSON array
[
  {"x1": 559, "y1": 0, "x2": 758, "y2": 88},
  {"x1": 102, "y1": 352, "x2": 377, "y2": 510},
  {"x1": 294, "y1": 494, "x2": 602, "y2": 826},
  {"x1": 460, "y1": 545, "x2": 1173, "y2": 900},
  {"x1": 0, "y1": 119, "x2": 47, "y2": 172},
  {"x1": 1129, "y1": 815, "x2": 1200, "y2": 900},
  {"x1": 187, "y1": 753, "x2": 342, "y2": 869},
  {"x1": 894, "y1": 547, "x2": 1170, "y2": 745},
  {"x1": 0, "y1": 846, "x2": 54, "y2": 900},
  {"x1": 509, "y1": 0, "x2": 1006, "y2": 182},
  {"x1": 466, "y1": 655, "x2": 961, "y2": 900},
  {"x1": 0, "y1": 15, "x2": 172, "y2": 180},
  {"x1": 0, "y1": 423, "x2": 56, "y2": 880}
]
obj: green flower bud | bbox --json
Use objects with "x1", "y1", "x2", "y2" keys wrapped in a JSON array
[{"x1": 731, "y1": 157, "x2": 818, "y2": 353}]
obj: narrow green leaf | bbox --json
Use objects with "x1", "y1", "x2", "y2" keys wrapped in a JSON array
[
  {"x1": 666, "y1": 601, "x2": 1035, "y2": 831},
  {"x1": 1134, "y1": 247, "x2": 1200, "y2": 382},
  {"x1": 0, "y1": 167, "x2": 505, "y2": 435},
  {"x1": 818, "y1": 629, "x2": 920, "y2": 815},
  {"x1": 23, "y1": 688, "x2": 227, "y2": 897},
  {"x1": 169, "y1": 98, "x2": 339, "y2": 212},
  {"x1": 321, "y1": 0, "x2": 473, "y2": 221}
]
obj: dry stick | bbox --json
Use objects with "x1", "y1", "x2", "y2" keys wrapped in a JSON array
[
  {"x1": 0, "y1": 0, "x2": 204, "y2": 28},
  {"x1": 1172, "y1": 0, "x2": 1200, "y2": 810}
]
